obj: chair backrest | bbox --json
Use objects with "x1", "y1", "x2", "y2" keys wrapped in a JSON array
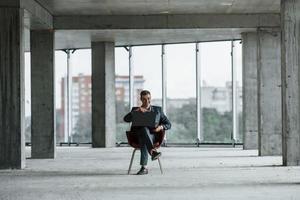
[
  {"x1": 126, "y1": 131, "x2": 140, "y2": 149},
  {"x1": 126, "y1": 130, "x2": 165, "y2": 149}
]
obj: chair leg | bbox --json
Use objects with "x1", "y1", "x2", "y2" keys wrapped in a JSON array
[
  {"x1": 128, "y1": 148, "x2": 137, "y2": 175},
  {"x1": 157, "y1": 157, "x2": 163, "y2": 174}
]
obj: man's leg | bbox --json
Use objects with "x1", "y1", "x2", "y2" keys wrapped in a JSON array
[
  {"x1": 140, "y1": 144, "x2": 148, "y2": 166},
  {"x1": 137, "y1": 127, "x2": 155, "y2": 166}
]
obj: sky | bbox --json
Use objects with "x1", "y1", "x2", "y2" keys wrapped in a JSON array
[{"x1": 24, "y1": 41, "x2": 242, "y2": 116}]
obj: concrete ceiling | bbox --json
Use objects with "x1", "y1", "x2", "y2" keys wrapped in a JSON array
[
  {"x1": 35, "y1": 0, "x2": 280, "y2": 15},
  {"x1": 25, "y1": 0, "x2": 278, "y2": 50},
  {"x1": 25, "y1": 28, "x2": 254, "y2": 51}
]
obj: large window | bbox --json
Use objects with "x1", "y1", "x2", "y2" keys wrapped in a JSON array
[
  {"x1": 25, "y1": 52, "x2": 31, "y2": 143},
  {"x1": 200, "y1": 41, "x2": 233, "y2": 143},
  {"x1": 133, "y1": 45, "x2": 162, "y2": 106},
  {"x1": 55, "y1": 51, "x2": 67, "y2": 144},
  {"x1": 115, "y1": 47, "x2": 130, "y2": 142},
  {"x1": 114, "y1": 41, "x2": 243, "y2": 145},
  {"x1": 55, "y1": 49, "x2": 92, "y2": 144},
  {"x1": 166, "y1": 43, "x2": 197, "y2": 143},
  {"x1": 25, "y1": 41, "x2": 242, "y2": 146},
  {"x1": 70, "y1": 50, "x2": 91, "y2": 143},
  {"x1": 233, "y1": 41, "x2": 243, "y2": 143},
  {"x1": 115, "y1": 45, "x2": 162, "y2": 143}
]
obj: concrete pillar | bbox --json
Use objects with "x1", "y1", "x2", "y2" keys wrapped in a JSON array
[
  {"x1": 30, "y1": 30, "x2": 55, "y2": 158},
  {"x1": 242, "y1": 32, "x2": 258, "y2": 150},
  {"x1": 281, "y1": 0, "x2": 300, "y2": 166},
  {"x1": 257, "y1": 28, "x2": 282, "y2": 156},
  {"x1": 91, "y1": 42, "x2": 116, "y2": 147},
  {"x1": 0, "y1": 8, "x2": 25, "y2": 169}
]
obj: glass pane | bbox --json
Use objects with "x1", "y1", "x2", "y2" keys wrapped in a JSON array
[
  {"x1": 25, "y1": 52, "x2": 31, "y2": 144},
  {"x1": 133, "y1": 45, "x2": 162, "y2": 107},
  {"x1": 56, "y1": 49, "x2": 92, "y2": 144},
  {"x1": 115, "y1": 47, "x2": 130, "y2": 142},
  {"x1": 70, "y1": 49, "x2": 92, "y2": 143},
  {"x1": 55, "y1": 51, "x2": 67, "y2": 144},
  {"x1": 166, "y1": 43, "x2": 197, "y2": 143},
  {"x1": 233, "y1": 40, "x2": 243, "y2": 143},
  {"x1": 201, "y1": 41, "x2": 232, "y2": 143}
]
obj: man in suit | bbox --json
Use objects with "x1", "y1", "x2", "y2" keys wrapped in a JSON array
[{"x1": 124, "y1": 90, "x2": 171, "y2": 175}]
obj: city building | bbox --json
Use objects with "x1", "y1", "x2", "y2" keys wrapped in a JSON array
[
  {"x1": 152, "y1": 81, "x2": 242, "y2": 114},
  {"x1": 115, "y1": 75, "x2": 145, "y2": 106},
  {"x1": 201, "y1": 81, "x2": 242, "y2": 113},
  {"x1": 59, "y1": 74, "x2": 145, "y2": 141}
]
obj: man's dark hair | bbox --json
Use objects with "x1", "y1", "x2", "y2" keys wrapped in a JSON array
[{"x1": 140, "y1": 90, "x2": 151, "y2": 97}]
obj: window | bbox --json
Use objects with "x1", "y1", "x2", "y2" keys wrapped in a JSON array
[
  {"x1": 201, "y1": 41, "x2": 232, "y2": 143},
  {"x1": 166, "y1": 43, "x2": 196, "y2": 143},
  {"x1": 115, "y1": 47, "x2": 130, "y2": 142},
  {"x1": 133, "y1": 45, "x2": 162, "y2": 107}
]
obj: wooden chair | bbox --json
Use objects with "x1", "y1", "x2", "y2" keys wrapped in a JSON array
[{"x1": 126, "y1": 130, "x2": 165, "y2": 174}]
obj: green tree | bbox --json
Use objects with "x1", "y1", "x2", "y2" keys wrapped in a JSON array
[
  {"x1": 116, "y1": 100, "x2": 130, "y2": 142},
  {"x1": 25, "y1": 116, "x2": 31, "y2": 143},
  {"x1": 72, "y1": 112, "x2": 91, "y2": 143},
  {"x1": 167, "y1": 102, "x2": 197, "y2": 143},
  {"x1": 202, "y1": 108, "x2": 232, "y2": 142},
  {"x1": 167, "y1": 101, "x2": 233, "y2": 143},
  {"x1": 116, "y1": 100, "x2": 129, "y2": 123}
]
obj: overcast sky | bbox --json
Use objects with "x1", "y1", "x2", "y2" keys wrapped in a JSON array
[{"x1": 24, "y1": 41, "x2": 242, "y2": 116}]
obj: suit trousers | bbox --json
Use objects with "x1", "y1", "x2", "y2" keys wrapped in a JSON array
[{"x1": 135, "y1": 127, "x2": 155, "y2": 166}]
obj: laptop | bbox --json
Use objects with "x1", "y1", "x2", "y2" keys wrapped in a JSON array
[{"x1": 131, "y1": 111, "x2": 159, "y2": 128}]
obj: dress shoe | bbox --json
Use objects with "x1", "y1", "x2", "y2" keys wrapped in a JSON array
[
  {"x1": 151, "y1": 151, "x2": 161, "y2": 161},
  {"x1": 136, "y1": 166, "x2": 148, "y2": 175}
]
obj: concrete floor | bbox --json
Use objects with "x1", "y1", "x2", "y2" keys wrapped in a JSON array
[{"x1": 0, "y1": 147, "x2": 300, "y2": 200}]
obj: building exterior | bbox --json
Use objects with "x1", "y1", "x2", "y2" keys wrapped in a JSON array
[
  {"x1": 152, "y1": 81, "x2": 242, "y2": 114},
  {"x1": 60, "y1": 74, "x2": 145, "y2": 141},
  {"x1": 201, "y1": 82, "x2": 242, "y2": 113},
  {"x1": 115, "y1": 75, "x2": 145, "y2": 106}
]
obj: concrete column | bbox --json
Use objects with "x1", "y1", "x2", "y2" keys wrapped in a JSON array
[
  {"x1": 30, "y1": 30, "x2": 55, "y2": 158},
  {"x1": 91, "y1": 42, "x2": 116, "y2": 147},
  {"x1": 257, "y1": 28, "x2": 282, "y2": 156},
  {"x1": 242, "y1": 32, "x2": 258, "y2": 150},
  {"x1": 0, "y1": 8, "x2": 25, "y2": 169},
  {"x1": 281, "y1": 0, "x2": 300, "y2": 166}
]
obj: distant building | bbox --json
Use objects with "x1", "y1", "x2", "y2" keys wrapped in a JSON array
[
  {"x1": 59, "y1": 74, "x2": 145, "y2": 141},
  {"x1": 115, "y1": 75, "x2": 145, "y2": 106},
  {"x1": 201, "y1": 81, "x2": 242, "y2": 113},
  {"x1": 153, "y1": 81, "x2": 242, "y2": 114},
  {"x1": 59, "y1": 76, "x2": 241, "y2": 141}
]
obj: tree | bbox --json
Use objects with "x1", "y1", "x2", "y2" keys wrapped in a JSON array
[
  {"x1": 72, "y1": 112, "x2": 91, "y2": 143},
  {"x1": 116, "y1": 100, "x2": 129, "y2": 123},
  {"x1": 25, "y1": 116, "x2": 31, "y2": 143},
  {"x1": 166, "y1": 101, "x2": 233, "y2": 143},
  {"x1": 202, "y1": 108, "x2": 232, "y2": 142}
]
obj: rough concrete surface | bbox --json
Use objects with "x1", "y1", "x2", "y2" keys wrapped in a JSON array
[
  {"x1": 0, "y1": 147, "x2": 299, "y2": 200},
  {"x1": 242, "y1": 32, "x2": 258, "y2": 150}
]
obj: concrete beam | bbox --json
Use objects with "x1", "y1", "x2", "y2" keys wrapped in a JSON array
[
  {"x1": 54, "y1": 14, "x2": 280, "y2": 30},
  {"x1": 22, "y1": 0, "x2": 53, "y2": 29},
  {"x1": 0, "y1": 0, "x2": 53, "y2": 29}
]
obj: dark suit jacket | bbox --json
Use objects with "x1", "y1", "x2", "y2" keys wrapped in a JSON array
[{"x1": 123, "y1": 105, "x2": 171, "y2": 131}]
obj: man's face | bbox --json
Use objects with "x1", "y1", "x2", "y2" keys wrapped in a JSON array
[{"x1": 141, "y1": 94, "x2": 151, "y2": 107}]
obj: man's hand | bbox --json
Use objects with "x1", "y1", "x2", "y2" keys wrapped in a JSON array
[
  {"x1": 134, "y1": 107, "x2": 148, "y2": 113},
  {"x1": 153, "y1": 125, "x2": 164, "y2": 133}
]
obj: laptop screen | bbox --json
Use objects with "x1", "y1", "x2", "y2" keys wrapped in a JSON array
[{"x1": 131, "y1": 111, "x2": 159, "y2": 127}]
